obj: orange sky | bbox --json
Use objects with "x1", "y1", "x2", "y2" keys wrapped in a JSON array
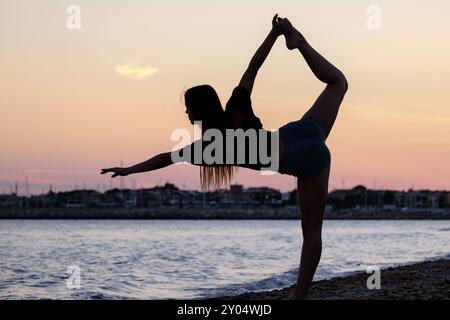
[{"x1": 1, "y1": 0, "x2": 449, "y2": 194}]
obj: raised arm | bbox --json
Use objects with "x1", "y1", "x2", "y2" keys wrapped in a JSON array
[
  {"x1": 101, "y1": 152, "x2": 173, "y2": 177},
  {"x1": 239, "y1": 14, "x2": 288, "y2": 94}
]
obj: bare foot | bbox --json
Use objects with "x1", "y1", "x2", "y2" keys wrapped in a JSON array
[{"x1": 284, "y1": 26, "x2": 307, "y2": 50}]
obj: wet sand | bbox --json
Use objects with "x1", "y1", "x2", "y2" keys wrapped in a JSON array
[{"x1": 216, "y1": 259, "x2": 450, "y2": 300}]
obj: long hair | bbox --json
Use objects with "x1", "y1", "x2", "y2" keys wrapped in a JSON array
[{"x1": 184, "y1": 85, "x2": 236, "y2": 191}]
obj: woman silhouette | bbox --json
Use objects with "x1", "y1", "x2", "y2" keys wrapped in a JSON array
[{"x1": 101, "y1": 15, "x2": 348, "y2": 299}]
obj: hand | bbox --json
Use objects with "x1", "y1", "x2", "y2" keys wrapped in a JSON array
[
  {"x1": 280, "y1": 17, "x2": 293, "y2": 35},
  {"x1": 271, "y1": 14, "x2": 291, "y2": 36},
  {"x1": 100, "y1": 167, "x2": 130, "y2": 178}
]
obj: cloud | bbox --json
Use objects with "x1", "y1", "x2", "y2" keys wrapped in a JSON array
[{"x1": 115, "y1": 62, "x2": 159, "y2": 79}]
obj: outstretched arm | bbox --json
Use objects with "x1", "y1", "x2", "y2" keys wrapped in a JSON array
[
  {"x1": 239, "y1": 14, "x2": 288, "y2": 94},
  {"x1": 101, "y1": 139, "x2": 227, "y2": 178},
  {"x1": 101, "y1": 152, "x2": 173, "y2": 177}
]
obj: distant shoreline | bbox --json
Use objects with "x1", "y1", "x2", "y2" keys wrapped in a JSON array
[{"x1": 1, "y1": 207, "x2": 449, "y2": 219}]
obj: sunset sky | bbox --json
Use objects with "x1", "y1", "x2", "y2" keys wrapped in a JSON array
[{"x1": 1, "y1": 0, "x2": 449, "y2": 195}]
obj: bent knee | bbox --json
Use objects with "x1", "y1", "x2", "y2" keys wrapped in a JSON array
[{"x1": 335, "y1": 72, "x2": 348, "y2": 94}]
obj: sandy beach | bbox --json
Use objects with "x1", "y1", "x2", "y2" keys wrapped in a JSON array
[{"x1": 215, "y1": 259, "x2": 450, "y2": 300}]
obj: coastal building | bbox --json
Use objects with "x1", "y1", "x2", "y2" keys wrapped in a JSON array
[
  {"x1": 244, "y1": 187, "x2": 282, "y2": 204},
  {"x1": 1, "y1": 183, "x2": 449, "y2": 213},
  {"x1": 229, "y1": 184, "x2": 244, "y2": 202}
]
